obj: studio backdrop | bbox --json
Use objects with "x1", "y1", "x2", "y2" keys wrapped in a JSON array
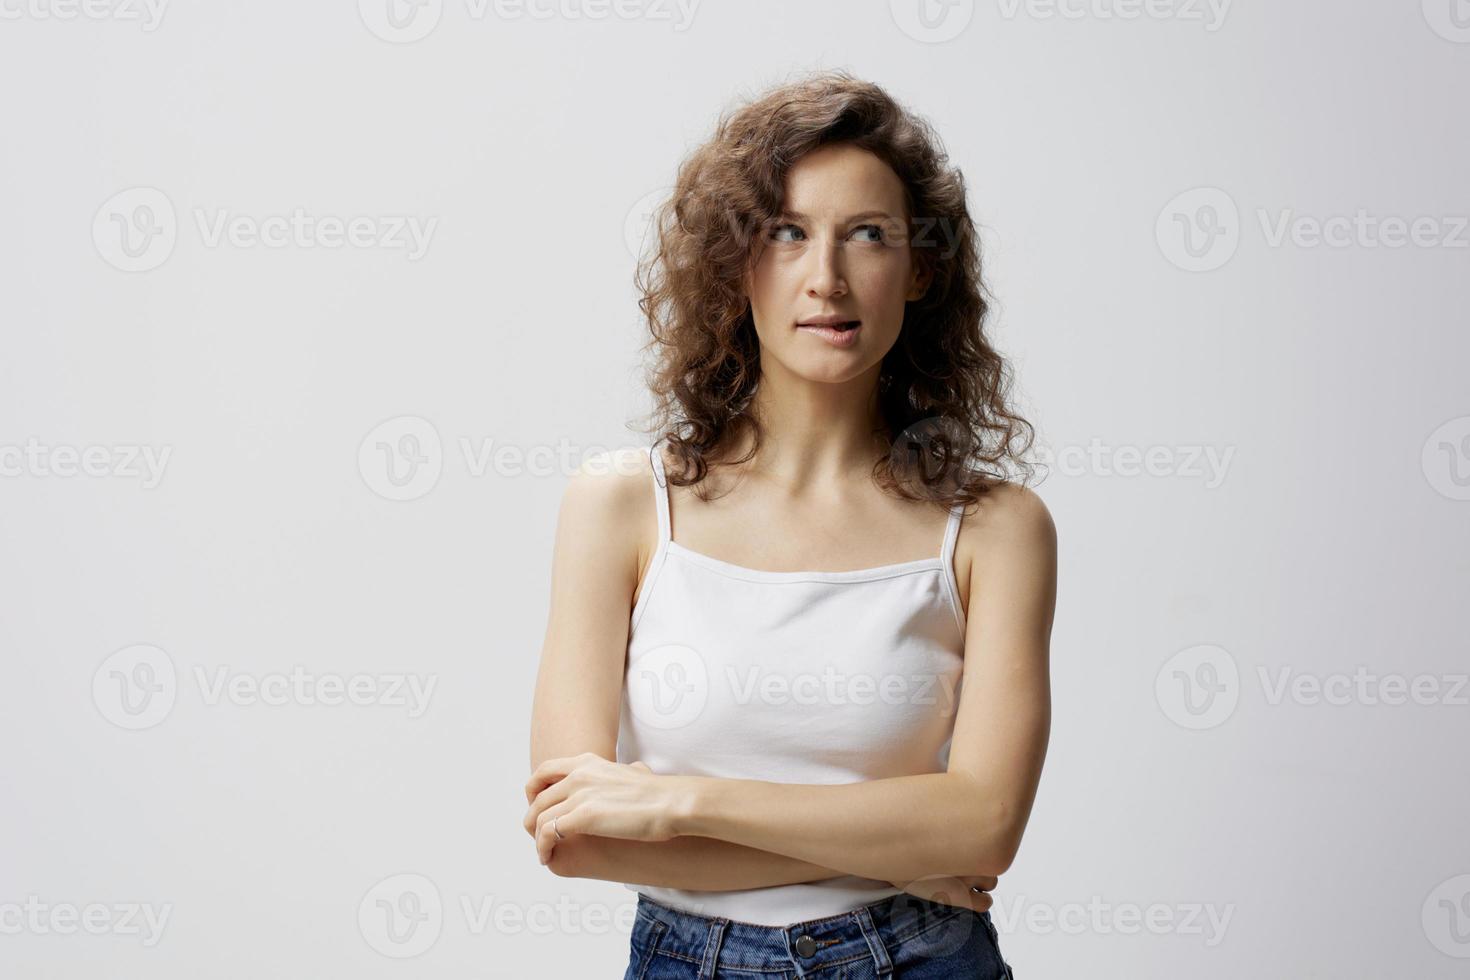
[{"x1": 2, "y1": 2, "x2": 1466, "y2": 978}]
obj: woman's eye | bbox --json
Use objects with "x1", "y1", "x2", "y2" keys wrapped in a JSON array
[{"x1": 770, "y1": 222, "x2": 885, "y2": 244}]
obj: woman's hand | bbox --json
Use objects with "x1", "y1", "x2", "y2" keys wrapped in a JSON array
[
  {"x1": 889, "y1": 873, "x2": 998, "y2": 914},
  {"x1": 523, "y1": 754, "x2": 685, "y2": 865}
]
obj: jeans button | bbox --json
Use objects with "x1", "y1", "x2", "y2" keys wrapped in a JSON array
[{"x1": 794, "y1": 934, "x2": 817, "y2": 957}]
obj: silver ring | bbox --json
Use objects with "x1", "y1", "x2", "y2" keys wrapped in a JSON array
[{"x1": 552, "y1": 817, "x2": 565, "y2": 841}]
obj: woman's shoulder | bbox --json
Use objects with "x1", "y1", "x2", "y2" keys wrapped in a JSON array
[
  {"x1": 956, "y1": 478, "x2": 1056, "y2": 556},
  {"x1": 551, "y1": 445, "x2": 663, "y2": 586},
  {"x1": 562, "y1": 445, "x2": 660, "y2": 517}
]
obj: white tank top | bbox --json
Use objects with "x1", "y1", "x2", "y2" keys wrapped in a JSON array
[{"x1": 616, "y1": 442, "x2": 968, "y2": 927}]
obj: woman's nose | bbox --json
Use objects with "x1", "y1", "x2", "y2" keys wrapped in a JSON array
[{"x1": 804, "y1": 241, "x2": 847, "y2": 297}]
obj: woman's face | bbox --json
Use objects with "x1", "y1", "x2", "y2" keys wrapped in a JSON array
[{"x1": 742, "y1": 142, "x2": 930, "y2": 386}]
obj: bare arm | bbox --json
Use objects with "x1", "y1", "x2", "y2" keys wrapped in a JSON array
[
  {"x1": 673, "y1": 484, "x2": 1056, "y2": 882},
  {"x1": 545, "y1": 835, "x2": 851, "y2": 890},
  {"x1": 551, "y1": 836, "x2": 996, "y2": 914},
  {"x1": 525, "y1": 448, "x2": 851, "y2": 890}
]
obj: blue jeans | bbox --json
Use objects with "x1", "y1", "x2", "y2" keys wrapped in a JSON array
[{"x1": 623, "y1": 891, "x2": 1014, "y2": 978}]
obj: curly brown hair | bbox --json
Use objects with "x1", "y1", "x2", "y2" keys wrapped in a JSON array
[{"x1": 632, "y1": 69, "x2": 1036, "y2": 510}]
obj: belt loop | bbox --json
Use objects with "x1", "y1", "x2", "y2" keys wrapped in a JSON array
[
  {"x1": 851, "y1": 905, "x2": 894, "y2": 977},
  {"x1": 697, "y1": 916, "x2": 729, "y2": 979}
]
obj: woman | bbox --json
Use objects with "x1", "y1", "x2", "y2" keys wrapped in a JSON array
[{"x1": 525, "y1": 70, "x2": 1054, "y2": 978}]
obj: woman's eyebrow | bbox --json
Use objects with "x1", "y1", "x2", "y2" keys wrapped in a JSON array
[{"x1": 778, "y1": 209, "x2": 897, "y2": 223}]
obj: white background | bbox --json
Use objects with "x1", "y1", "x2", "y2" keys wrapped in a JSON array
[{"x1": 2, "y1": 1, "x2": 1467, "y2": 977}]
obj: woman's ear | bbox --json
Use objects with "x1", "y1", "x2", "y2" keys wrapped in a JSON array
[{"x1": 906, "y1": 261, "x2": 933, "y2": 302}]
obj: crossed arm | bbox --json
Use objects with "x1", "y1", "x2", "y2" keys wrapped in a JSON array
[{"x1": 525, "y1": 454, "x2": 1056, "y2": 891}]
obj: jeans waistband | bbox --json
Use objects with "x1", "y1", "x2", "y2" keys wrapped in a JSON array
[{"x1": 633, "y1": 890, "x2": 989, "y2": 977}]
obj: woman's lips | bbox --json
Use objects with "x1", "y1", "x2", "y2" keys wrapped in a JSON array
[{"x1": 796, "y1": 321, "x2": 862, "y2": 348}]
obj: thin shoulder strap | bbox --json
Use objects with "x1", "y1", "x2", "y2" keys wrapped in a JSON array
[
  {"x1": 646, "y1": 441, "x2": 671, "y2": 545},
  {"x1": 940, "y1": 501, "x2": 964, "y2": 566}
]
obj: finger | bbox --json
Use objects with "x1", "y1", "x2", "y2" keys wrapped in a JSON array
[
  {"x1": 934, "y1": 877, "x2": 991, "y2": 913},
  {"x1": 523, "y1": 776, "x2": 573, "y2": 836},
  {"x1": 522, "y1": 801, "x2": 547, "y2": 837},
  {"x1": 522, "y1": 798, "x2": 542, "y2": 837},
  {"x1": 896, "y1": 875, "x2": 977, "y2": 912},
  {"x1": 535, "y1": 810, "x2": 554, "y2": 864},
  {"x1": 524, "y1": 756, "x2": 575, "y2": 801},
  {"x1": 527, "y1": 753, "x2": 592, "y2": 798},
  {"x1": 536, "y1": 804, "x2": 574, "y2": 865}
]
